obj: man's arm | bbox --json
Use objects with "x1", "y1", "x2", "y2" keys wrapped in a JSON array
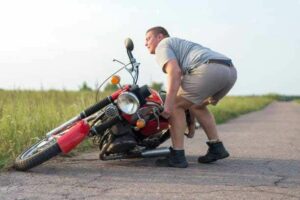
[{"x1": 161, "y1": 59, "x2": 182, "y2": 118}]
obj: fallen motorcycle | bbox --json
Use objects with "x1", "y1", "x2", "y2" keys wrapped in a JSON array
[{"x1": 14, "y1": 38, "x2": 172, "y2": 171}]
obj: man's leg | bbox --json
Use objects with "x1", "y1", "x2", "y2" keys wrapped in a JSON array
[
  {"x1": 168, "y1": 105, "x2": 186, "y2": 149},
  {"x1": 169, "y1": 96, "x2": 193, "y2": 149},
  {"x1": 191, "y1": 104, "x2": 229, "y2": 163},
  {"x1": 156, "y1": 96, "x2": 192, "y2": 168},
  {"x1": 190, "y1": 105, "x2": 219, "y2": 140}
]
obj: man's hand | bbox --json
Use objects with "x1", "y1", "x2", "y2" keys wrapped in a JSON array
[
  {"x1": 184, "y1": 109, "x2": 196, "y2": 138},
  {"x1": 185, "y1": 122, "x2": 196, "y2": 138},
  {"x1": 160, "y1": 110, "x2": 171, "y2": 119},
  {"x1": 160, "y1": 103, "x2": 172, "y2": 119}
]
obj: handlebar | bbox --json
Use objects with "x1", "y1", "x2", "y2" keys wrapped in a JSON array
[{"x1": 81, "y1": 97, "x2": 112, "y2": 118}]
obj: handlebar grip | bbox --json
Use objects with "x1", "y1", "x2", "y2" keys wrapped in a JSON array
[{"x1": 80, "y1": 97, "x2": 112, "y2": 118}]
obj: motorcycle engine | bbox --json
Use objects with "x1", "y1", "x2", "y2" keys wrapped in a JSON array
[
  {"x1": 111, "y1": 122, "x2": 133, "y2": 137},
  {"x1": 105, "y1": 122, "x2": 136, "y2": 154}
]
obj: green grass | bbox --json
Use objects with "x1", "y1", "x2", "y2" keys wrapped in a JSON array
[
  {"x1": 209, "y1": 95, "x2": 275, "y2": 124},
  {"x1": 0, "y1": 90, "x2": 110, "y2": 169},
  {"x1": 0, "y1": 90, "x2": 276, "y2": 169}
]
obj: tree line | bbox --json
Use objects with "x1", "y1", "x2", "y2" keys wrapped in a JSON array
[{"x1": 79, "y1": 81, "x2": 164, "y2": 92}]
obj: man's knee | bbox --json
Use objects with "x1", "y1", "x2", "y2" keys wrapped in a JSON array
[
  {"x1": 175, "y1": 96, "x2": 193, "y2": 110},
  {"x1": 191, "y1": 103, "x2": 210, "y2": 115},
  {"x1": 191, "y1": 97, "x2": 219, "y2": 110},
  {"x1": 191, "y1": 103, "x2": 207, "y2": 110}
]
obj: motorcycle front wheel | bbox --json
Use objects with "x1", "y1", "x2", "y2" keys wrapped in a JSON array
[{"x1": 14, "y1": 137, "x2": 61, "y2": 171}]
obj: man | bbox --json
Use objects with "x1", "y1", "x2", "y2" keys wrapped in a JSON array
[{"x1": 145, "y1": 26, "x2": 237, "y2": 168}]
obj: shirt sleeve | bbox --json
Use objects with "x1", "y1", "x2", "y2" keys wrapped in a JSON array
[{"x1": 155, "y1": 39, "x2": 176, "y2": 73}]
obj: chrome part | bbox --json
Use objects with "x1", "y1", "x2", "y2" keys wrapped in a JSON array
[
  {"x1": 86, "y1": 114, "x2": 97, "y2": 122},
  {"x1": 117, "y1": 92, "x2": 140, "y2": 115},
  {"x1": 153, "y1": 108, "x2": 160, "y2": 130},
  {"x1": 105, "y1": 105, "x2": 119, "y2": 118},
  {"x1": 46, "y1": 115, "x2": 81, "y2": 138},
  {"x1": 141, "y1": 147, "x2": 170, "y2": 158},
  {"x1": 91, "y1": 127, "x2": 99, "y2": 135},
  {"x1": 113, "y1": 58, "x2": 126, "y2": 65},
  {"x1": 87, "y1": 111, "x2": 104, "y2": 123}
]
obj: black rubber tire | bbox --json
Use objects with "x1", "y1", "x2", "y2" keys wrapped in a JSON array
[{"x1": 14, "y1": 142, "x2": 61, "y2": 171}]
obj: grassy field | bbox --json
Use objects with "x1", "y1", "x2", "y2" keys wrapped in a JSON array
[
  {"x1": 209, "y1": 95, "x2": 276, "y2": 124},
  {"x1": 0, "y1": 90, "x2": 276, "y2": 169}
]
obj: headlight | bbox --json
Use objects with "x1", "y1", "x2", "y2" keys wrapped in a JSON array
[{"x1": 117, "y1": 92, "x2": 140, "y2": 115}]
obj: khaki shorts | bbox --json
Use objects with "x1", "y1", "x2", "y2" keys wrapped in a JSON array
[{"x1": 178, "y1": 63, "x2": 237, "y2": 105}]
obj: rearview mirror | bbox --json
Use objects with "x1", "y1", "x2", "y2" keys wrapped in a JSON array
[{"x1": 124, "y1": 38, "x2": 134, "y2": 51}]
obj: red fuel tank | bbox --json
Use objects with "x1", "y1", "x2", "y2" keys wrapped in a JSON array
[{"x1": 146, "y1": 89, "x2": 163, "y2": 105}]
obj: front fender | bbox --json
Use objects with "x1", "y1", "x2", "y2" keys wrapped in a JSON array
[{"x1": 57, "y1": 120, "x2": 90, "y2": 154}]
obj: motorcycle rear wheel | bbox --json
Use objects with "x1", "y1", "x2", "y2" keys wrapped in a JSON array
[{"x1": 14, "y1": 138, "x2": 61, "y2": 171}]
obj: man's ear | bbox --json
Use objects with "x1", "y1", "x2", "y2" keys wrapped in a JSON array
[{"x1": 157, "y1": 33, "x2": 165, "y2": 40}]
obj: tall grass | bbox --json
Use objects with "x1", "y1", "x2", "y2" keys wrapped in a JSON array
[
  {"x1": 0, "y1": 90, "x2": 275, "y2": 169},
  {"x1": 0, "y1": 90, "x2": 109, "y2": 169}
]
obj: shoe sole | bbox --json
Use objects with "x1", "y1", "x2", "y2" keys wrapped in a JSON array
[{"x1": 198, "y1": 153, "x2": 230, "y2": 164}]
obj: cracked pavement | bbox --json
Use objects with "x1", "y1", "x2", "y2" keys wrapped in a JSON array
[{"x1": 1, "y1": 101, "x2": 300, "y2": 199}]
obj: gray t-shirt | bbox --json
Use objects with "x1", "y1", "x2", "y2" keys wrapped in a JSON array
[{"x1": 155, "y1": 37, "x2": 231, "y2": 74}]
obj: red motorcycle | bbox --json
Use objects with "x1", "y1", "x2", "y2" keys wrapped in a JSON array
[{"x1": 14, "y1": 38, "x2": 172, "y2": 171}]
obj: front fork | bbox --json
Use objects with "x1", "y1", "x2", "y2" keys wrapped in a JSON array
[
  {"x1": 46, "y1": 96, "x2": 112, "y2": 139},
  {"x1": 46, "y1": 85, "x2": 133, "y2": 154},
  {"x1": 44, "y1": 97, "x2": 113, "y2": 153},
  {"x1": 55, "y1": 116, "x2": 121, "y2": 154}
]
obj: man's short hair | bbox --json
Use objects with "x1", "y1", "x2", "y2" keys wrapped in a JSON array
[{"x1": 146, "y1": 26, "x2": 170, "y2": 37}]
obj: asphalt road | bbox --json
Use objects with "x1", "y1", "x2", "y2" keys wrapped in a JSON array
[{"x1": 1, "y1": 101, "x2": 300, "y2": 200}]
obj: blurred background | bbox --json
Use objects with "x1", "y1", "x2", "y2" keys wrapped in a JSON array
[{"x1": 0, "y1": 0, "x2": 299, "y2": 95}]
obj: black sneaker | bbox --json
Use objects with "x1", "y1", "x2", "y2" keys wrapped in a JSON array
[
  {"x1": 155, "y1": 147, "x2": 188, "y2": 168},
  {"x1": 198, "y1": 141, "x2": 229, "y2": 163}
]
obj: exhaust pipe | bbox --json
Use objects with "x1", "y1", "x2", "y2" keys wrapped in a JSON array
[{"x1": 141, "y1": 147, "x2": 170, "y2": 158}]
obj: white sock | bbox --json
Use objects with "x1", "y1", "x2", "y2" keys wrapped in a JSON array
[
  {"x1": 208, "y1": 139, "x2": 221, "y2": 143},
  {"x1": 172, "y1": 147, "x2": 184, "y2": 151}
]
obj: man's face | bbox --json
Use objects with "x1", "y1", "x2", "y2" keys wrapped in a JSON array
[{"x1": 145, "y1": 31, "x2": 163, "y2": 54}]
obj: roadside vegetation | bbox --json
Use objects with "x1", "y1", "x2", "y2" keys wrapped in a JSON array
[
  {"x1": 295, "y1": 99, "x2": 300, "y2": 104},
  {"x1": 209, "y1": 95, "x2": 275, "y2": 124},
  {"x1": 0, "y1": 89, "x2": 279, "y2": 170}
]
